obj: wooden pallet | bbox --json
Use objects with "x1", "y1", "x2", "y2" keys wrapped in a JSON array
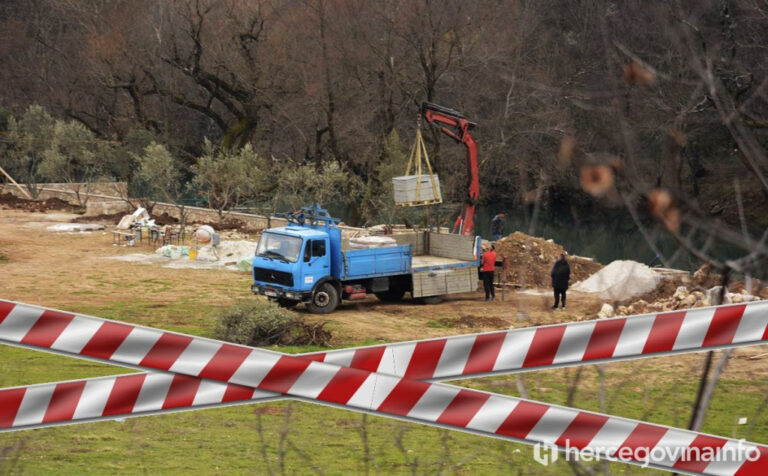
[{"x1": 395, "y1": 198, "x2": 443, "y2": 207}]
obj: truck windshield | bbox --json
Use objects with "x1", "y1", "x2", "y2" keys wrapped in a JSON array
[{"x1": 255, "y1": 233, "x2": 303, "y2": 263}]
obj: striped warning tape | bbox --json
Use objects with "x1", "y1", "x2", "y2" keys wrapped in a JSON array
[
  {"x1": 1, "y1": 299, "x2": 766, "y2": 475},
  {"x1": 306, "y1": 301, "x2": 768, "y2": 380}
]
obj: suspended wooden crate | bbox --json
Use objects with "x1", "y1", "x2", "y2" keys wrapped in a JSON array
[
  {"x1": 393, "y1": 129, "x2": 443, "y2": 207},
  {"x1": 393, "y1": 174, "x2": 442, "y2": 206}
]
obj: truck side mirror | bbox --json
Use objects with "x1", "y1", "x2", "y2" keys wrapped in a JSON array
[{"x1": 303, "y1": 241, "x2": 312, "y2": 262}]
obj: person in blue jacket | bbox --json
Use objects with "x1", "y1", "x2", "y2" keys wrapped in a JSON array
[{"x1": 490, "y1": 212, "x2": 506, "y2": 241}]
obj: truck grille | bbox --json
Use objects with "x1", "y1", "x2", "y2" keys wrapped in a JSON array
[{"x1": 253, "y1": 267, "x2": 293, "y2": 287}]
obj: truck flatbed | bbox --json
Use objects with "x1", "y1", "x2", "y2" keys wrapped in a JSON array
[{"x1": 411, "y1": 255, "x2": 476, "y2": 271}]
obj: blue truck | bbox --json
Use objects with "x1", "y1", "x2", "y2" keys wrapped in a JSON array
[{"x1": 251, "y1": 205, "x2": 482, "y2": 313}]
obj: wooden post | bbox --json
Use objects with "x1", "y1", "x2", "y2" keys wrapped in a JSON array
[{"x1": 0, "y1": 165, "x2": 33, "y2": 199}]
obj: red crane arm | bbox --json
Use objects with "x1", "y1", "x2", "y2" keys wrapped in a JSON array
[{"x1": 421, "y1": 102, "x2": 479, "y2": 236}]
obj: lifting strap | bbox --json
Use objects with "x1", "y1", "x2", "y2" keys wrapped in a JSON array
[{"x1": 404, "y1": 128, "x2": 440, "y2": 203}]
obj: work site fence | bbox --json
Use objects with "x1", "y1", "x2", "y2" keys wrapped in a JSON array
[{"x1": 0, "y1": 299, "x2": 766, "y2": 475}]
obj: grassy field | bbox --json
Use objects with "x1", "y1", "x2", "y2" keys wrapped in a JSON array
[
  {"x1": 2, "y1": 341, "x2": 766, "y2": 475},
  {"x1": 1, "y1": 208, "x2": 767, "y2": 474}
]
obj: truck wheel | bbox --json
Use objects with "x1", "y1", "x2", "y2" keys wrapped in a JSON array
[
  {"x1": 374, "y1": 288, "x2": 405, "y2": 302},
  {"x1": 276, "y1": 298, "x2": 298, "y2": 309},
  {"x1": 307, "y1": 283, "x2": 339, "y2": 314},
  {"x1": 420, "y1": 295, "x2": 444, "y2": 305}
]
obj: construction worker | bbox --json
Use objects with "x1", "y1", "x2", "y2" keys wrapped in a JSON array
[
  {"x1": 550, "y1": 253, "x2": 571, "y2": 310},
  {"x1": 491, "y1": 212, "x2": 506, "y2": 241},
  {"x1": 481, "y1": 244, "x2": 497, "y2": 301}
]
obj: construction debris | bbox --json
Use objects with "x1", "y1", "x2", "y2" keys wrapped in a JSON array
[
  {"x1": 110, "y1": 240, "x2": 257, "y2": 271},
  {"x1": 493, "y1": 231, "x2": 602, "y2": 287},
  {"x1": 614, "y1": 285, "x2": 763, "y2": 316}
]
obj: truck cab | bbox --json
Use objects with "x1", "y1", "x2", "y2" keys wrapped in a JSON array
[
  {"x1": 251, "y1": 227, "x2": 330, "y2": 295},
  {"x1": 251, "y1": 206, "x2": 344, "y2": 313}
]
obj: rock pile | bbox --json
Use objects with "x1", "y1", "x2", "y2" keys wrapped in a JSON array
[
  {"x1": 607, "y1": 285, "x2": 763, "y2": 316},
  {"x1": 493, "y1": 231, "x2": 602, "y2": 287}
]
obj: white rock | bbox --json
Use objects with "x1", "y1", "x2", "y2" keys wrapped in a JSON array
[
  {"x1": 673, "y1": 286, "x2": 689, "y2": 300},
  {"x1": 597, "y1": 303, "x2": 615, "y2": 318},
  {"x1": 707, "y1": 286, "x2": 731, "y2": 305}
]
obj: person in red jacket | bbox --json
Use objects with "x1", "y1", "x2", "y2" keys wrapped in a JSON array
[{"x1": 481, "y1": 244, "x2": 497, "y2": 301}]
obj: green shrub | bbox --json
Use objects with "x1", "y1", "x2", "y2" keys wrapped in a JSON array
[
  {"x1": 214, "y1": 299, "x2": 331, "y2": 346},
  {"x1": 215, "y1": 299, "x2": 298, "y2": 346}
]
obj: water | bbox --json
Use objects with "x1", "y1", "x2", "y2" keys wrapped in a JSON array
[{"x1": 471, "y1": 206, "x2": 764, "y2": 278}]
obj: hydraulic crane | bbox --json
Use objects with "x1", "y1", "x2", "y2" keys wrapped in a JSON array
[{"x1": 421, "y1": 102, "x2": 479, "y2": 236}]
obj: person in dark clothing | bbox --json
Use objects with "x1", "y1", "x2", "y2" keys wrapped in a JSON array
[
  {"x1": 490, "y1": 212, "x2": 506, "y2": 241},
  {"x1": 550, "y1": 253, "x2": 570, "y2": 309},
  {"x1": 481, "y1": 245, "x2": 497, "y2": 301}
]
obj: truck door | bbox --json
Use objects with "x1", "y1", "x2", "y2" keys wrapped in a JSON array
[{"x1": 301, "y1": 238, "x2": 330, "y2": 290}]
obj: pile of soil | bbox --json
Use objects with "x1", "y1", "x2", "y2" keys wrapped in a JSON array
[
  {"x1": 629, "y1": 276, "x2": 685, "y2": 305},
  {"x1": 0, "y1": 192, "x2": 82, "y2": 212},
  {"x1": 72, "y1": 211, "x2": 179, "y2": 226},
  {"x1": 70, "y1": 205, "x2": 259, "y2": 234},
  {"x1": 191, "y1": 218, "x2": 262, "y2": 234},
  {"x1": 494, "y1": 231, "x2": 602, "y2": 287},
  {"x1": 152, "y1": 212, "x2": 179, "y2": 226}
]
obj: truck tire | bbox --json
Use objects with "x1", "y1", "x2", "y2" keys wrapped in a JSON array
[
  {"x1": 374, "y1": 288, "x2": 406, "y2": 302},
  {"x1": 307, "y1": 283, "x2": 339, "y2": 314},
  {"x1": 420, "y1": 295, "x2": 444, "y2": 305},
  {"x1": 276, "y1": 298, "x2": 298, "y2": 309}
]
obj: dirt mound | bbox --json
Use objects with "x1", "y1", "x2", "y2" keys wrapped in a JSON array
[
  {"x1": 73, "y1": 211, "x2": 179, "y2": 226},
  {"x1": 494, "y1": 231, "x2": 602, "y2": 287},
  {"x1": 152, "y1": 212, "x2": 179, "y2": 226},
  {"x1": 0, "y1": 192, "x2": 82, "y2": 212},
  {"x1": 629, "y1": 276, "x2": 685, "y2": 304}
]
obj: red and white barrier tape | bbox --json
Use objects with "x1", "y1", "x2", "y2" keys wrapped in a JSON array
[
  {"x1": 305, "y1": 301, "x2": 768, "y2": 380},
  {"x1": 1, "y1": 299, "x2": 767, "y2": 475}
]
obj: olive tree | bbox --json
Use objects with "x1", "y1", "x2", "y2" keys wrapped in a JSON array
[
  {"x1": 5, "y1": 105, "x2": 55, "y2": 198},
  {"x1": 134, "y1": 142, "x2": 187, "y2": 222},
  {"x1": 38, "y1": 119, "x2": 105, "y2": 207},
  {"x1": 276, "y1": 160, "x2": 352, "y2": 211},
  {"x1": 192, "y1": 140, "x2": 270, "y2": 222}
]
